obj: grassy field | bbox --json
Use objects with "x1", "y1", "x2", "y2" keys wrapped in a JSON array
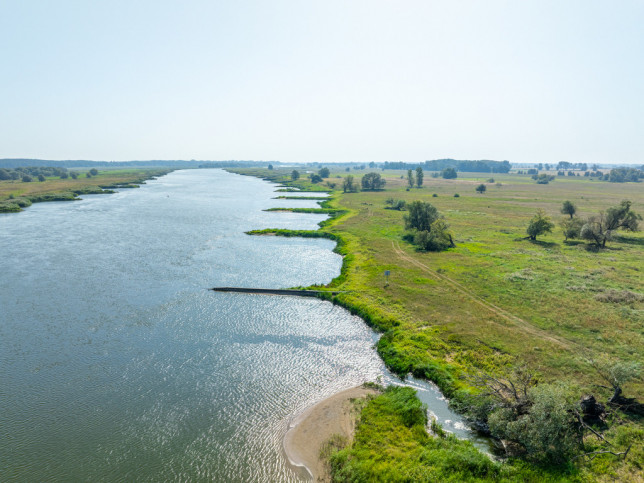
[
  {"x1": 233, "y1": 167, "x2": 644, "y2": 481},
  {"x1": 0, "y1": 168, "x2": 171, "y2": 212}
]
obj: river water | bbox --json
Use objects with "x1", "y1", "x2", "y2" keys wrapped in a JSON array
[{"x1": 0, "y1": 169, "x2": 486, "y2": 482}]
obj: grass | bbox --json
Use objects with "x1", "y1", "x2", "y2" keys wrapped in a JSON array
[
  {"x1": 0, "y1": 168, "x2": 171, "y2": 212},
  {"x1": 233, "y1": 167, "x2": 644, "y2": 480}
]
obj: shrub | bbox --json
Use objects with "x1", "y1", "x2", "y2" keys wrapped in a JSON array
[
  {"x1": 526, "y1": 209, "x2": 554, "y2": 240},
  {"x1": 441, "y1": 167, "x2": 457, "y2": 179}
]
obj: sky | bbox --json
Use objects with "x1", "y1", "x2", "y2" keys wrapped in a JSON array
[{"x1": 1, "y1": 0, "x2": 643, "y2": 164}]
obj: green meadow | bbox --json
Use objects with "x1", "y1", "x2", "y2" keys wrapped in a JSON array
[{"x1": 233, "y1": 167, "x2": 644, "y2": 481}]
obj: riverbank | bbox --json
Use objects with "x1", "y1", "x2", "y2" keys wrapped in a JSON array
[
  {"x1": 230, "y1": 166, "x2": 644, "y2": 481},
  {"x1": 283, "y1": 386, "x2": 377, "y2": 482},
  {"x1": 0, "y1": 168, "x2": 171, "y2": 212}
]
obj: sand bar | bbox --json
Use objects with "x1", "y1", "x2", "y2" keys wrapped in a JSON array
[{"x1": 283, "y1": 385, "x2": 377, "y2": 482}]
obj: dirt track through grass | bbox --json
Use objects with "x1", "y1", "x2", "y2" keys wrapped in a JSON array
[{"x1": 391, "y1": 240, "x2": 572, "y2": 350}]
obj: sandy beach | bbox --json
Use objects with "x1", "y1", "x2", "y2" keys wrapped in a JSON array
[{"x1": 283, "y1": 386, "x2": 377, "y2": 482}]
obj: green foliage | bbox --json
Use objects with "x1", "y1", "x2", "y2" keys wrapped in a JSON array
[
  {"x1": 416, "y1": 166, "x2": 424, "y2": 187},
  {"x1": 384, "y1": 198, "x2": 406, "y2": 211},
  {"x1": 291, "y1": 170, "x2": 300, "y2": 180},
  {"x1": 560, "y1": 217, "x2": 584, "y2": 241},
  {"x1": 475, "y1": 183, "x2": 486, "y2": 193},
  {"x1": 414, "y1": 219, "x2": 455, "y2": 251},
  {"x1": 561, "y1": 201, "x2": 577, "y2": 219},
  {"x1": 488, "y1": 384, "x2": 581, "y2": 465},
  {"x1": 89, "y1": 168, "x2": 99, "y2": 176},
  {"x1": 319, "y1": 167, "x2": 330, "y2": 178},
  {"x1": 580, "y1": 200, "x2": 641, "y2": 247},
  {"x1": 330, "y1": 387, "x2": 504, "y2": 482},
  {"x1": 404, "y1": 201, "x2": 439, "y2": 231},
  {"x1": 526, "y1": 209, "x2": 554, "y2": 240},
  {"x1": 342, "y1": 175, "x2": 357, "y2": 193},
  {"x1": 442, "y1": 167, "x2": 457, "y2": 179},
  {"x1": 533, "y1": 173, "x2": 555, "y2": 184},
  {"x1": 361, "y1": 172, "x2": 386, "y2": 190},
  {"x1": 21, "y1": 175, "x2": 33, "y2": 182},
  {"x1": 310, "y1": 173, "x2": 323, "y2": 183},
  {"x1": 603, "y1": 167, "x2": 643, "y2": 183},
  {"x1": 407, "y1": 169, "x2": 414, "y2": 188},
  {"x1": 267, "y1": 164, "x2": 273, "y2": 170}
]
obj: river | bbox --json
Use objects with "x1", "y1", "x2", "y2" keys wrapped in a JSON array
[{"x1": 0, "y1": 169, "x2": 486, "y2": 482}]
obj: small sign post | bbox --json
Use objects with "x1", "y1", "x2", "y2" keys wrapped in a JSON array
[{"x1": 384, "y1": 270, "x2": 391, "y2": 286}]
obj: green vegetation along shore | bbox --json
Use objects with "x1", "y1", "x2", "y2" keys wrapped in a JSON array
[
  {"x1": 0, "y1": 168, "x2": 171, "y2": 213},
  {"x1": 231, "y1": 166, "x2": 644, "y2": 482}
]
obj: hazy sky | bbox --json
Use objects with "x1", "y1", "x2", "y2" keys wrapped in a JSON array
[{"x1": 1, "y1": 1, "x2": 643, "y2": 164}]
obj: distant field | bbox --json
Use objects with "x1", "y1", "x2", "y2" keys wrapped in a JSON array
[{"x1": 0, "y1": 168, "x2": 171, "y2": 202}]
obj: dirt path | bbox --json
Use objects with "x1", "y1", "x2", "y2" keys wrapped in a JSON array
[{"x1": 391, "y1": 241, "x2": 571, "y2": 350}]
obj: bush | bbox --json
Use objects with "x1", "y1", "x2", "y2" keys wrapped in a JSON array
[
  {"x1": 453, "y1": 193, "x2": 460, "y2": 197},
  {"x1": 526, "y1": 209, "x2": 554, "y2": 240},
  {"x1": 560, "y1": 217, "x2": 584, "y2": 240},
  {"x1": 441, "y1": 167, "x2": 457, "y2": 179}
]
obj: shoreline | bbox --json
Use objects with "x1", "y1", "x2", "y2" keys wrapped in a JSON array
[{"x1": 283, "y1": 386, "x2": 377, "y2": 482}]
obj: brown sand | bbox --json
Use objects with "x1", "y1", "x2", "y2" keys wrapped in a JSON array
[{"x1": 283, "y1": 386, "x2": 377, "y2": 482}]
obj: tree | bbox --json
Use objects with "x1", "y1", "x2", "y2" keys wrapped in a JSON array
[
  {"x1": 361, "y1": 172, "x2": 386, "y2": 190},
  {"x1": 22, "y1": 175, "x2": 33, "y2": 182},
  {"x1": 475, "y1": 184, "x2": 486, "y2": 194},
  {"x1": 441, "y1": 167, "x2": 457, "y2": 179},
  {"x1": 561, "y1": 201, "x2": 577, "y2": 219},
  {"x1": 407, "y1": 169, "x2": 414, "y2": 188},
  {"x1": 309, "y1": 173, "x2": 323, "y2": 183},
  {"x1": 526, "y1": 209, "x2": 554, "y2": 240},
  {"x1": 291, "y1": 170, "x2": 300, "y2": 181},
  {"x1": 589, "y1": 358, "x2": 642, "y2": 403},
  {"x1": 342, "y1": 175, "x2": 357, "y2": 193},
  {"x1": 70, "y1": 172, "x2": 78, "y2": 179},
  {"x1": 267, "y1": 164, "x2": 273, "y2": 170},
  {"x1": 580, "y1": 200, "x2": 641, "y2": 248},
  {"x1": 89, "y1": 168, "x2": 98, "y2": 176},
  {"x1": 60, "y1": 172, "x2": 69, "y2": 179},
  {"x1": 415, "y1": 167, "x2": 424, "y2": 188},
  {"x1": 38, "y1": 174, "x2": 46, "y2": 182},
  {"x1": 86, "y1": 172, "x2": 92, "y2": 178},
  {"x1": 404, "y1": 201, "x2": 439, "y2": 232},
  {"x1": 472, "y1": 369, "x2": 581, "y2": 464},
  {"x1": 414, "y1": 219, "x2": 455, "y2": 251},
  {"x1": 318, "y1": 167, "x2": 330, "y2": 178}
]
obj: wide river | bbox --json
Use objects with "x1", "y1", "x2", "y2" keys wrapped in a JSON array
[{"x1": 0, "y1": 169, "x2": 485, "y2": 482}]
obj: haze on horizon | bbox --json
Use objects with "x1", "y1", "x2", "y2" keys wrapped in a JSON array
[{"x1": 1, "y1": 0, "x2": 643, "y2": 165}]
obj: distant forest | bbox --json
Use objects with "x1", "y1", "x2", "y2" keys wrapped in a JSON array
[
  {"x1": 0, "y1": 159, "x2": 280, "y2": 169},
  {"x1": 383, "y1": 159, "x2": 512, "y2": 173}
]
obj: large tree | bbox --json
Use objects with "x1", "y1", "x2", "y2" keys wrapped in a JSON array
[
  {"x1": 291, "y1": 170, "x2": 300, "y2": 181},
  {"x1": 404, "y1": 201, "x2": 439, "y2": 232},
  {"x1": 407, "y1": 169, "x2": 414, "y2": 189},
  {"x1": 580, "y1": 200, "x2": 641, "y2": 247},
  {"x1": 361, "y1": 172, "x2": 386, "y2": 190}
]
